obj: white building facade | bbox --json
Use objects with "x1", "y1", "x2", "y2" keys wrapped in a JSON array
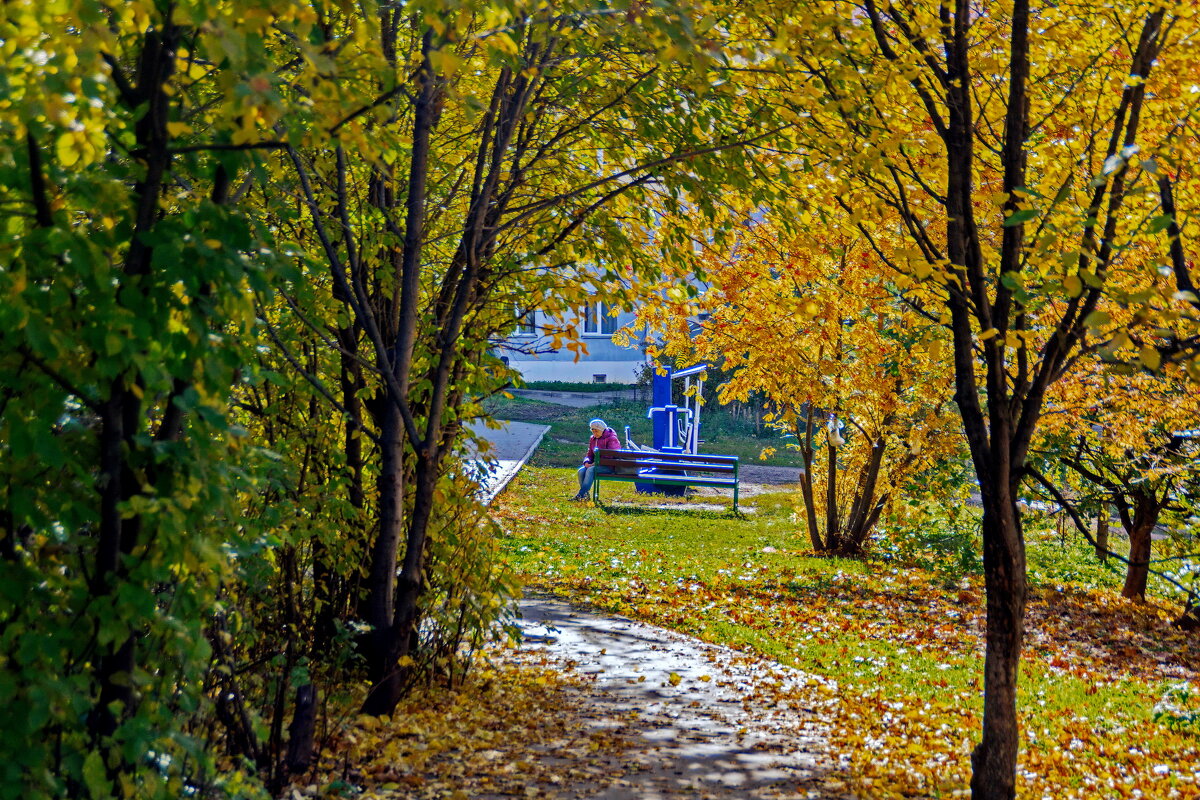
[{"x1": 498, "y1": 301, "x2": 648, "y2": 384}]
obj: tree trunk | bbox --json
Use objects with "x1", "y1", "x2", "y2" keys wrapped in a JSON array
[
  {"x1": 839, "y1": 436, "x2": 887, "y2": 554},
  {"x1": 87, "y1": 24, "x2": 179, "y2": 764},
  {"x1": 285, "y1": 684, "x2": 318, "y2": 775},
  {"x1": 796, "y1": 415, "x2": 823, "y2": 551},
  {"x1": 1095, "y1": 506, "x2": 1109, "y2": 563},
  {"x1": 362, "y1": 454, "x2": 437, "y2": 716},
  {"x1": 362, "y1": 397, "x2": 405, "y2": 687},
  {"x1": 970, "y1": 488, "x2": 1026, "y2": 800},
  {"x1": 1121, "y1": 495, "x2": 1158, "y2": 601}
]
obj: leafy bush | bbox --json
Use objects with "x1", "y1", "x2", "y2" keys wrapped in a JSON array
[{"x1": 417, "y1": 474, "x2": 523, "y2": 690}]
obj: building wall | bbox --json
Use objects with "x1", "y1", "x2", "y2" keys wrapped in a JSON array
[
  {"x1": 500, "y1": 306, "x2": 647, "y2": 384},
  {"x1": 507, "y1": 357, "x2": 645, "y2": 384}
]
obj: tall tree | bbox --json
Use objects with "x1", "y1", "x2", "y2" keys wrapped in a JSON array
[
  {"x1": 767, "y1": 1, "x2": 1196, "y2": 795},
  {"x1": 0, "y1": 0, "x2": 313, "y2": 793},
  {"x1": 639, "y1": 222, "x2": 964, "y2": 556},
  {"x1": 269, "y1": 0, "x2": 791, "y2": 715}
]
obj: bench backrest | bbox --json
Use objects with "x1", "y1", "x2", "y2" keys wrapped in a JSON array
[{"x1": 595, "y1": 448, "x2": 738, "y2": 474}]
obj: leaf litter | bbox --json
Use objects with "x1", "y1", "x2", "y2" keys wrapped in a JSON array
[{"x1": 290, "y1": 596, "x2": 853, "y2": 799}]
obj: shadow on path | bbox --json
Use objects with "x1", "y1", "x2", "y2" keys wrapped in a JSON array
[{"x1": 502, "y1": 596, "x2": 855, "y2": 799}]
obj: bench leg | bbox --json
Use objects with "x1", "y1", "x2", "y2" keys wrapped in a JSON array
[
  {"x1": 592, "y1": 477, "x2": 599, "y2": 505},
  {"x1": 733, "y1": 483, "x2": 739, "y2": 513}
]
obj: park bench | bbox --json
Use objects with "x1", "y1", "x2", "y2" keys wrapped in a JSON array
[{"x1": 592, "y1": 448, "x2": 741, "y2": 511}]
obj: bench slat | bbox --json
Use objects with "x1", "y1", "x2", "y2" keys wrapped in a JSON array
[
  {"x1": 601, "y1": 474, "x2": 736, "y2": 487},
  {"x1": 597, "y1": 458, "x2": 736, "y2": 474},
  {"x1": 596, "y1": 448, "x2": 738, "y2": 466}
]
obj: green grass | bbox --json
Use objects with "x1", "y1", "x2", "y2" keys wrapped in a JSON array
[
  {"x1": 493, "y1": 465, "x2": 1200, "y2": 797},
  {"x1": 484, "y1": 396, "x2": 803, "y2": 468}
]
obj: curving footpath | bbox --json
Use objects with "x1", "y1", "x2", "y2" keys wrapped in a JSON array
[
  {"x1": 467, "y1": 419, "x2": 851, "y2": 798},
  {"x1": 505, "y1": 597, "x2": 850, "y2": 798}
]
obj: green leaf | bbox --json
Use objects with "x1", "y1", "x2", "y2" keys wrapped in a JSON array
[
  {"x1": 1000, "y1": 271, "x2": 1024, "y2": 291},
  {"x1": 1003, "y1": 208, "x2": 1039, "y2": 227},
  {"x1": 1147, "y1": 214, "x2": 1174, "y2": 234},
  {"x1": 82, "y1": 750, "x2": 110, "y2": 800}
]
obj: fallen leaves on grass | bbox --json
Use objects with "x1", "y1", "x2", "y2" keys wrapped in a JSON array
[{"x1": 505, "y1": 538, "x2": 1200, "y2": 798}]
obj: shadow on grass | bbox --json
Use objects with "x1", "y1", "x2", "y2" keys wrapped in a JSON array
[
  {"x1": 596, "y1": 503, "x2": 744, "y2": 521},
  {"x1": 679, "y1": 567, "x2": 1199, "y2": 689}
]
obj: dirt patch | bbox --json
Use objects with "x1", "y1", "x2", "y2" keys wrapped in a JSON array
[
  {"x1": 490, "y1": 401, "x2": 581, "y2": 423},
  {"x1": 739, "y1": 465, "x2": 803, "y2": 486}
]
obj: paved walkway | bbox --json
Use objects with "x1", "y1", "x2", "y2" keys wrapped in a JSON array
[
  {"x1": 466, "y1": 419, "x2": 551, "y2": 504},
  {"x1": 464, "y1": 421, "x2": 845, "y2": 798},
  {"x1": 506, "y1": 598, "x2": 846, "y2": 798}
]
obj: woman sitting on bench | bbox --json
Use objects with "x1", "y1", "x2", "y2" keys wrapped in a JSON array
[{"x1": 572, "y1": 418, "x2": 620, "y2": 501}]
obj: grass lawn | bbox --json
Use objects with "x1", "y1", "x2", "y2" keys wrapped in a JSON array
[
  {"x1": 484, "y1": 395, "x2": 803, "y2": 468},
  {"x1": 492, "y1": 465, "x2": 1200, "y2": 798}
]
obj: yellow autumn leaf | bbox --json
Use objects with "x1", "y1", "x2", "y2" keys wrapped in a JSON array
[{"x1": 55, "y1": 131, "x2": 79, "y2": 167}]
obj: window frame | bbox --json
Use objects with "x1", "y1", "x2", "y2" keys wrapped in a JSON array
[
  {"x1": 581, "y1": 302, "x2": 618, "y2": 337},
  {"x1": 514, "y1": 307, "x2": 537, "y2": 336}
]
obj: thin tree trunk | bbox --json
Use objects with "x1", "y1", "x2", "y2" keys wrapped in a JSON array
[
  {"x1": 971, "y1": 486, "x2": 1027, "y2": 800},
  {"x1": 1095, "y1": 506, "x2": 1109, "y2": 563},
  {"x1": 1121, "y1": 495, "x2": 1158, "y2": 601},
  {"x1": 87, "y1": 24, "x2": 179, "y2": 764},
  {"x1": 362, "y1": 456, "x2": 436, "y2": 715},
  {"x1": 797, "y1": 414, "x2": 823, "y2": 551},
  {"x1": 363, "y1": 397, "x2": 405, "y2": 686},
  {"x1": 842, "y1": 436, "x2": 886, "y2": 552}
]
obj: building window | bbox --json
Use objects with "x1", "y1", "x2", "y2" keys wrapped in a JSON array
[
  {"x1": 592, "y1": 374, "x2": 607, "y2": 383},
  {"x1": 515, "y1": 307, "x2": 536, "y2": 336},
  {"x1": 582, "y1": 302, "x2": 618, "y2": 336}
]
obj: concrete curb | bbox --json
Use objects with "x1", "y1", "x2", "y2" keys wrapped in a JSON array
[{"x1": 477, "y1": 422, "x2": 550, "y2": 506}]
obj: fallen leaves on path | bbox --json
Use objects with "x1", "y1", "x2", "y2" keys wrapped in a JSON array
[
  {"x1": 287, "y1": 642, "x2": 853, "y2": 800},
  {"x1": 286, "y1": 659, "x2": 641, "y2": 799}
]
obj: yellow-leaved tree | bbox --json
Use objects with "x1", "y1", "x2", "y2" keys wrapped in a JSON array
[
  {"x1": 639, "y1": 223, "x2": 964, "y2": 556},
  {"x1": 731, "y1": 0, "x2": 1200, "y2": 795},
  {"x1": 260, "y1": 0, "x2": 800, "y2": 716},
  {"x1": 1034, "y1": 359, "x2": 1200, "y2": 603}
]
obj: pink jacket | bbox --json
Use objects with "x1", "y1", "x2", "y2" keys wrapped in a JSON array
[{"x1": 584, "y1": 427, "x2": 621, "y2": 465}]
